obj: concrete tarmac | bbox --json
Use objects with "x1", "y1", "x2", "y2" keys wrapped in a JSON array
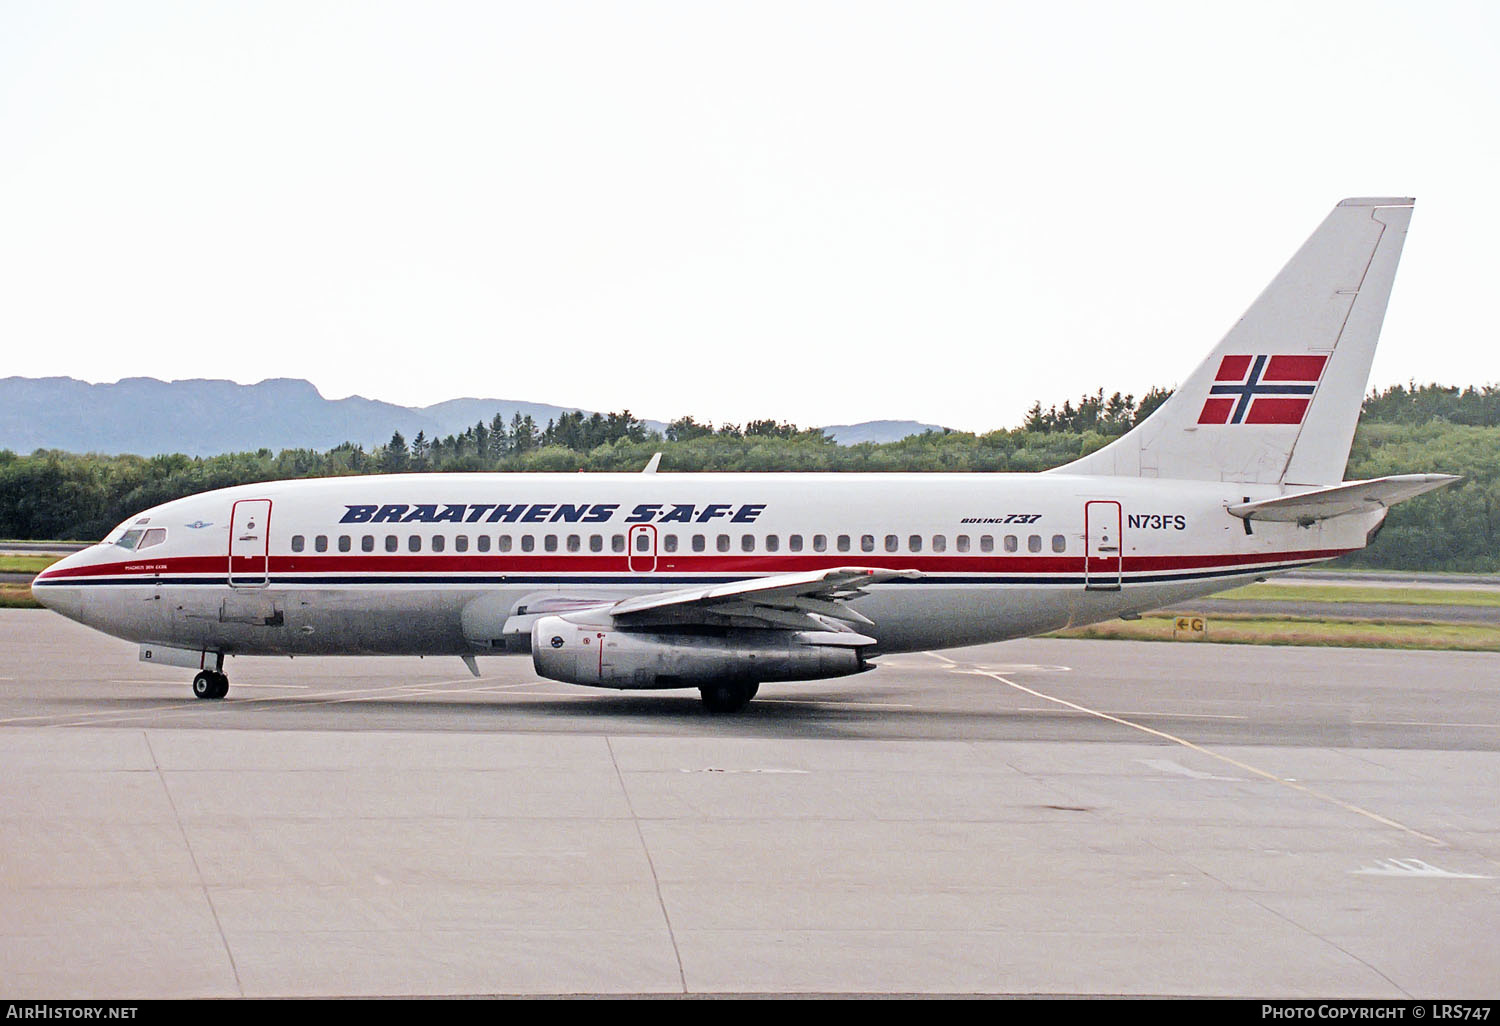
[{"x1": 2, "y1": 609, "x2": 1498, "y2": 998}]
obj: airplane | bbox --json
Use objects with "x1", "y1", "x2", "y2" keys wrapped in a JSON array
[{"x1": 32, "y1": 197, "x2": 1458, "y2": 712}]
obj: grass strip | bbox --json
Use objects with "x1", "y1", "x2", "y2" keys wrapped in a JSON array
[
  {"x1": 1214, "y1": 583, "x2": 1500, "y2": 607},
  {"x1": 0, "y1": 584, "x2": 41, "y2": 609},
  {"x1": 0, "y1": 555, "x2": 61, "y2": 574},
  {"x1": 1051, "y1": 611, "x2": 1500, "y2": 652}
]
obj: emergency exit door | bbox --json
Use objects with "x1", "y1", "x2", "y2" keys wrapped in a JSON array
[
  {"x1": 1084, "y1": 500, "x2": 1122, "y2": 591},
  {"x1": 228, "y1": 499, "x2": 271, "y2": 588}
]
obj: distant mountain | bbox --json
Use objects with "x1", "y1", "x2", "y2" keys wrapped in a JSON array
[
  {"x1": 0, "y1": 376, "x2": 948, "y2": 456},
  {"x1": 819, "y1": 420, "x2": 949, "y2": 445}
]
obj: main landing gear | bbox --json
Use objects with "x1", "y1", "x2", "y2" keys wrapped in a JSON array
[
  {"x1": 192, "y1": 670, "x2": 229, "y2": 700},
  {"x1": 699, "y1": 681, "x2": 759, "y2": 714}
]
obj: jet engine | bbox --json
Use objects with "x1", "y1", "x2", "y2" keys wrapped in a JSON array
[{"x1": 530, "y1": 615, "x2": 875, "y2": 690}]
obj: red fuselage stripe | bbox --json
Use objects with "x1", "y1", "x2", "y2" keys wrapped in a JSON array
[{"x1": 36, "y1": 547, "x2": 1354, "y2": 581}]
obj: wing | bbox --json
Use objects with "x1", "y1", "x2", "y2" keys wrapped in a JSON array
[{"x1": 568, "y1": 567, "x2": 922, "y2": 633}]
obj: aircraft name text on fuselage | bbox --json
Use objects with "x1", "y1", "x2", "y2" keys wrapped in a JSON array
[{"x1": 338, "y1": 502, "x2": 768, "y2": 526}]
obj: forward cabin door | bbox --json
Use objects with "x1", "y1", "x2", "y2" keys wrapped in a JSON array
[
  {"x1": 1084, "y1": 500, "x2": 1122, "y2": 591},
  {"x1": 228, "y1": 499, "x2": 272, "y2": 588}
]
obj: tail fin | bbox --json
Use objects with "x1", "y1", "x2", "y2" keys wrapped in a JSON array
[{"x1": 1055, "y1": 198, "x2": 1414, "y2": 486}]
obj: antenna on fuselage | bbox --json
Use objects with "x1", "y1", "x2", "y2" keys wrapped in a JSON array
[{"x1": 642, "y1": 452, "x2": 662, "y2": 474}]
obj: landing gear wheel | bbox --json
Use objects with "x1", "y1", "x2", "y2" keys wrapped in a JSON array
[
  {"x1": 192, "y1": 671, "x2": 229, "y2": 700},
  {"x1": 700, "y1": 681, "x2": 758, "y2": 714}
]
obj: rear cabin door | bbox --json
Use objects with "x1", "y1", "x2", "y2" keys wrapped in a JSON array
[
  {"x1": 1084, "y1": 500, "x2": 1122, "y2": 591},
  {"x1": 228, "y1": 499, "x2": 272, "y2": 588}
]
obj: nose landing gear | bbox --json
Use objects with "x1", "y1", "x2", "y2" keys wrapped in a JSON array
[{"x1": 192, "y1": 670, "x2": 229, "y2": 700}]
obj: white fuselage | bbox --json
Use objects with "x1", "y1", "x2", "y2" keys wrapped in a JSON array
[{"x1": 33, "y1": 471, "x2": 1377, "y2": 660}]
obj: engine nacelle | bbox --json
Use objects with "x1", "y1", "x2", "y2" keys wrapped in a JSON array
[{"x1": 530, "y1": 616, "x2": 874, "y2": 690}]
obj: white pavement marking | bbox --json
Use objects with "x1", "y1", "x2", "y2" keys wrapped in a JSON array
[
  {"x1": 1138, "y1": 758, "x2": 1244, "y2": 781},
  {"x1": 925, "y1": 651, "x2": 1447, "y2": 848},
  {"x1": 1354, "y1": 859, "x2": 1492, "y2": 879}
]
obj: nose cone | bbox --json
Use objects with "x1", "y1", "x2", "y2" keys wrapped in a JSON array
[{"x1": 31, "y1": 551, "x2": 87, "y2": 621}]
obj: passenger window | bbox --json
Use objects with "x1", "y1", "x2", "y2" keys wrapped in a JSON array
[
  {"x1": 814, "y1": 534, "x2": 828, "y2": 552},
  {"x1": 980, "y1": 535, "x2": 994, "y2": 553},
  {"x1": 477, "y1": 536, "x2": 491, "y2": 552},
  {"x1": 908, "y1": 535, "x2": 922, "y2": 552},
  {"x1": 861, "y1": 535, "x2": 875, "y2": 553},
  {"x1": 314, "y1": 535, "x2": 328, "y2": 553},
  {"x1": 663, "y1": 535, "x2": 678, "y2": 553},
  {"x1": 567, "y1": 535, "x2": 581, "y2": 553},
  {"x1": 612, "y1": 534, "x2": 625, "y2": 553},
  {"x1": 138, "y1": 528, "x2": 167, "y2": 550},
  {"x1": 1052, "y1": 534, "x2": 1066, "y2": 553},
  {"x1": 766, "y1": 535, "x2": 779, "y2": 552},
  {"x1": 339, "y1": 535, "x2": 352, "y2": 553},
  {"x1": 837, "y1": 535, "x2": 850, "y2": 552},
  {"x1": 932, "y1": 535, "x2": 946, "y2": 552},
  {"x1": 362, "y1": 535, "x2": 374, "y2": 552},
  {"x1": 1028, "y1": 534, "x2": 1042, "y2": 553},
  {"x1": 431, "y1": 535, "x2": 445, "y2": 553},
  {"x1": 521, "y1": 535, "x2": 535, "y2": 552},
  {"x1": 692, "y1": 534, "x2": 706, "y2": 553},
  {"x1": 544, "y1": 535, "x2": 558, "y2": 552},
  {"x1": 885, "y1": 535, "x2": 898, "y2": 553},
  {"x1": 741, "y1": 534, "x2": 755, "y2": 552},
  {"x1": 498, "y1": 536, "x2": 513, "y2": 552},
  {"x1": 636, "y1": 533, "x2": 650, "y2": 553},
  {"x1": 1004, "y1": 535, "x2": 1018, "y2": 553},
  {"x1": 956, "y1": 535, "x2": 969, "y2": 553},
  {"x1": 590, "y1": 534, "x2": 603, "y2": 553},
  {"x1": 291, "y1": 535, "x2": 305, "y2": 553},
  {"x1": 789, "y1": 535, "x2": 803, "y2": 552},
  {"x1": 408, "y1": 535, "x2": 422, "y2": 552},
  {"x1": 385, "y1": 535, "x2": 398, "y2": 553},
  {"x1": 717, "y1": 535, "x2": 730, "y2": 552},
  {"x1": 455, "y1": 535, "x2": 468, "y2": 553}
]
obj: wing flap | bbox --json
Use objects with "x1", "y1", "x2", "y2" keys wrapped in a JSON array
[
  {"x1": 1228, "y1": 474, "x2": 1460, "y2": 523},
  {"x1": 583, "y1": 567, "x2": 921, "y2": 630}
]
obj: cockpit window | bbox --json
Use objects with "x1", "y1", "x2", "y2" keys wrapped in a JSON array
[
  {"x1": 116, "y1": 529, "x2": 146, "y2": 551},
  {"x1": 137, "y1": 528, "x2": 167, "y2": 550}
]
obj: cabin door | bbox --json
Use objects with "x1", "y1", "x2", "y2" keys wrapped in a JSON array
[
  {"x1": 228, "y1": 499, "x2": 272, "y2": 588},
  {"x1": 627, "y1": 524, "x2": 658, "y2": 573},
  {"x1": 1084, "y1": 500, "x2": 1122, "y2": 591}
]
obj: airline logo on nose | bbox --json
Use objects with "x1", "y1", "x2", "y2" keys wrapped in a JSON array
[{"x1": 1197, "y1": 354, "x2": 1328, "y2": 425}]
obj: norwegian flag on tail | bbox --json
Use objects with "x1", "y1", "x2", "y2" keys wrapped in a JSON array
[{"x1": 1197, "y1": 354, "x2": 1328, "y2": 425}]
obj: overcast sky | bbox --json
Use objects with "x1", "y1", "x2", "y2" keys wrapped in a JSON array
[{"x1": 2, "y1": 1, "x2": 1495, "y2": 433}]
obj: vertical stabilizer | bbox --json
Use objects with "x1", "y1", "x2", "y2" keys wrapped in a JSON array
[{"x1": 1054, "y1": 198, "x2": 1413, "y2": 486}]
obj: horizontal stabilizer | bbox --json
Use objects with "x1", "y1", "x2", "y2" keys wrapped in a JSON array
[{"x1": 1228, "y1": 474, "x2": 1461, "y2": 523}]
